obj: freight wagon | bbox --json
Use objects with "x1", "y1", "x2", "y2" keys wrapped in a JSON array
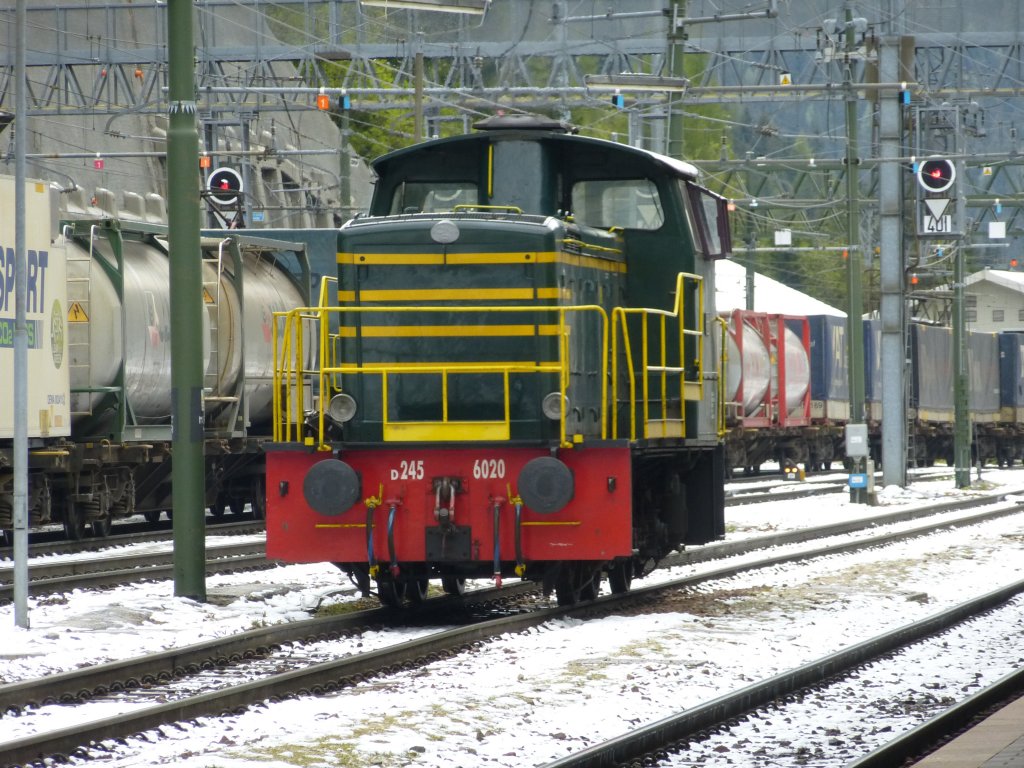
[{"x1": 0, "y1": 175, "x2": 313, "y2": 540}]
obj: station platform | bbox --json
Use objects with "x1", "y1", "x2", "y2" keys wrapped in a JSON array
[{"x1": 913, "y1": 695, "x2": 1024, "y2": 767}]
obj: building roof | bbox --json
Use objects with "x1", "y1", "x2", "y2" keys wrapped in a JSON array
[
  {"x1": 715, "y1": 259, "x2": 845, "y2": 317},
  {"x1": 965, "y1": 268, "x2": 1024, "y2": 294}
]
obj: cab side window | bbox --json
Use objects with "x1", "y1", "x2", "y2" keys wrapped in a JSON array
[
  {"x1": 685, "y1": 182, "x2": 731, "y2": 259},
  {"x1": 571, "y1": 178, "x2": 665, "y2": 230}
]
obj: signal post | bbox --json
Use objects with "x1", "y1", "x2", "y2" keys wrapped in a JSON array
[{"x1": 913, "y1": 109, "x2": 970, "y2": 487}]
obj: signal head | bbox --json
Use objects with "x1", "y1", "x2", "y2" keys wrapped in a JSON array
[
  {"x1": 207, "y1": 167, "x2": 243, "y2": 206},
  {"x1": 917, "y1": 157, "x2": 955, "y2": 194}
]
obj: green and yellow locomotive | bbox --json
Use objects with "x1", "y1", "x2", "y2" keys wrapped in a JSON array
[{"x1": 266, "y1": 115, "x2": 730, "y2": 606}]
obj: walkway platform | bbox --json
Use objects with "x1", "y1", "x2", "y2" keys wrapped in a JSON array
[{"x1": 913, "y1": 695, "x2": 1024, "y2": 767}]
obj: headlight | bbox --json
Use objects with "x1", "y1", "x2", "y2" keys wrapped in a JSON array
[
  {"x1": 327, "y1": 393, "x2": 357, "y2": 423},
  {"x1": 542, "y1": 391, "x2": 568, "y2": 420},
  {"x1": 517, "y1": 456, "x2": 574, "y2": 514}
]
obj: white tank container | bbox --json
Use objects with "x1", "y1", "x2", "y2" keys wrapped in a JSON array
[
  {"x1": 207, "y1": 253, "x2": 306, "y2": 425},
  {"x1": 778, "y1": 323, "x2": 810, "y2": 416},
  {"x1": 68, "y1": 235, "x2": 305, "y2": 428},
  {"x1": 725, "y1": 315, "x2": 810, "y2": 419},
  {"x1": 67, "y1": 238, "x2": 211, "y2": 421},
  {"x1": 725, "y1": 320, "x2": 771, "y2": 417}
]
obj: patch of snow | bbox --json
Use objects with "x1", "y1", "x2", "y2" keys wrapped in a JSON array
[{"x1": 2, "y1": 469, "x2": 1023, "y2": 766}]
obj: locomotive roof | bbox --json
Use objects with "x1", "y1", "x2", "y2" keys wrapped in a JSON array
[{"x1": 371, "y1": 128, "x2": 702, "y2": 182}]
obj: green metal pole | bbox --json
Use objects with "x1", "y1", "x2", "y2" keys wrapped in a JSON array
[
  {"x1": 844, "y1": 2, "x2": 867, "y2": 503},
  {"x1": 953, "y1": 197, "x2": 971, "y2": 488},
  {"x1": 167, "y1": 0, "x2": 207, "y2": 600}
]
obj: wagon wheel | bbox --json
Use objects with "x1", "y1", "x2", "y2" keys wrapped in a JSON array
[
  {"x1": 441, "y1": 576, "x2": 466, "y2": 596},
  {"x1": 62, "y1": 500, "x2": 86, "y2": 541},
  {"x1": 229, "y1": 498, "x2": 246, "y2": 516},
  {"x1": 250, "y1": 477, "x2": 267, "y2": 520},
  {"x1": 143, "y1": 510, "x2": 162, "y2": 524},
  {"x1": 608, "y1": 560, "x2": 633, "y2": 595},
  {"x1": 210, "y1": 496, "x2": 228, "y2": 519},
  {"x1": 91, "y1": 517, "x2": 112, "y2": 537},
  {"x1": 0, "y1": 529, "x2": 12, "y2": 548}
]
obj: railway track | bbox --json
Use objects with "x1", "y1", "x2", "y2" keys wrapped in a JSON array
[
  {"x1": 3, "y1": 492, "x2": 1023, "y2": 767},
  {"x1": 723, "y1": 465, "x2": 978, "y2": 505},
  {"x1": 0, "y1": 543, "x2": 271, "y2": 602},
  {"x1": 4, "y1": 482, "x2": 1020, "y2": 603},
  {"x1": 0, "y1": 518, "x2": 262, "y2": 560},
  {"x1": 542, "y1": 582, "x2": 1024, "y2": 767}
]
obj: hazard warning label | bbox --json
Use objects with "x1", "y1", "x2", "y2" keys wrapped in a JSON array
[{"x1": 67, "y1": 302, "x2": 89, "y2": 322}]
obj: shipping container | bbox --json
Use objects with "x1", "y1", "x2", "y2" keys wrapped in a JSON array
[
  {"x1": 910, "y1": 323, "x2": 954, "y2": 420},
  {"x1": 863, "y1": 318, "x2": 882, "y2": 421},
  {"x1": 0, "y1": 177, "x2": 70, "y2": 440},
  {"x1": 805, "y1": 314, "x2": 849, "y2": 422},
  {"x1": 998, "y1": 332, "x2": 1024, "y2": 414},
  {"x1": 724, "y1": 309, "x2": 810, "y2": 427},
  {"x1": 968, "y1": 331, "x2": 1000, "y2": 419}
]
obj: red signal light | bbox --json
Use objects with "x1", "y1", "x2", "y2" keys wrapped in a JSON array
[
  {"x1": 206, "y1": 167, "x2": 243, "y2": 206},
  {"x1": 917, "y1": 157, "x2": 955, "y2": 193}
]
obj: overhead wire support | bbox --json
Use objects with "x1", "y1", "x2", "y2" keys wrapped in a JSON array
[
  {"x1": 842, "y1": 0, "x2": 868, "y2": 504},
  {"x1": 559, "y1": 1, "x2": 778, "y2": 27}
]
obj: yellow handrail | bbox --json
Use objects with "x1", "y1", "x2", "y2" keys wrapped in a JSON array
[
  {"x1": 453, "y1": 204, "x2": 524, "y2": 214},
  {"x1": 273, "y1": 303, "x2": 608, "y2": 450},
  {"x1": 273, "y1": 272, "x2": 708, "y2": 448},
  {"x1": 611, "y1": 272, "x2": 705, "y2": 440},
  {"x1": 715, "y1": 316, "x2": 729, "y2": 438}
]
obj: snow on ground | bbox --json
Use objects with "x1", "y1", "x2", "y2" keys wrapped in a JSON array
[{"x1": 2, "y1": 468, "x2": 1024, "y2": 767}]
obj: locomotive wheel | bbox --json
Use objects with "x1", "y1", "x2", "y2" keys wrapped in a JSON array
[
  {"x1": 344, "y1": 565, "x2": 372, "y2": 597},
  {"x1": 441, "y1": 576, "x2": 466, "y2": 596},
  {"x1": 229, "y1": 499, "x2": 246, "y2": 516},
  {"x1": 91, "y1": 517, "x2": 112, "y2": 538},
  {"x1": 555, "y1": 562, "x2": 604, "y2": 606},
  {"x1": 406, "y1": 578, "x2": 430, "y2": 604},
  {"x1": 554, "y1": 582, "x2": 576, "y2": 606},
  {"x1": 579, "y1": 571, "x2": 602, "y2": 601},
  {"x1": 376, "y1": 576, "x2": 405, "y2": 608},
  {"x1": 608, "y1": 560, "x2": 633, "y2": 594}
]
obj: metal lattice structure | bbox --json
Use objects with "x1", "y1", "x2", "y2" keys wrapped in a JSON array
[{"x1": 3, "y1": 0, "x2": 1024, "y2": 251}]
